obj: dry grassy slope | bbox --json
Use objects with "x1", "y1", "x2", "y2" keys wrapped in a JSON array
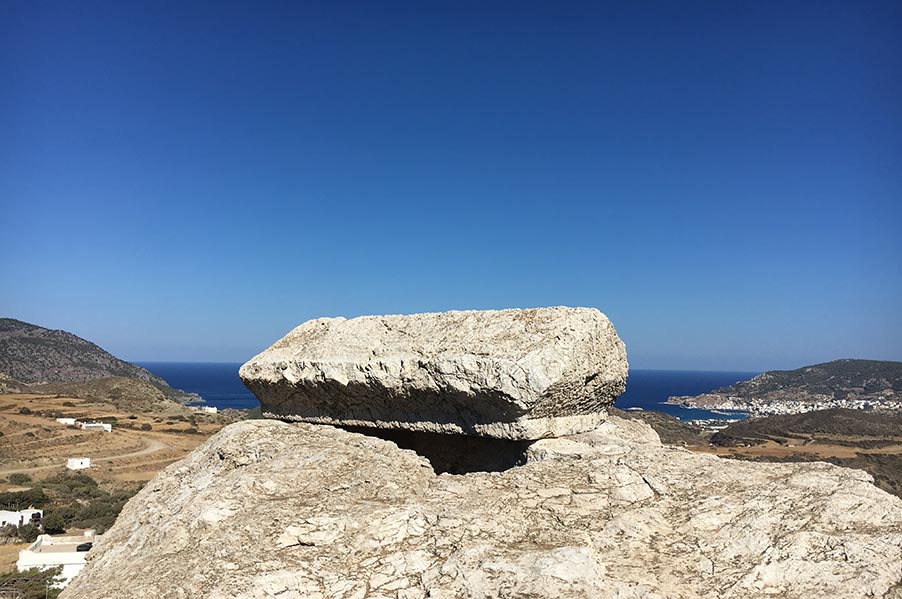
[
  {"x1": 25, "y1": 377, "x2": 192, "y2": 415},
  {"x1": 0, "y1": 394, "x2": 227, "y2": 484},
  {"x1": 711, "y1": 408, "x2": 902, "y2": 445},
  {"x1": 0, "y1": 543, "x2": 27, "y2": 575}
]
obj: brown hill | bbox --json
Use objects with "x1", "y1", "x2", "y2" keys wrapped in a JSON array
[{"x1": 0, "y1": 318, "x2": 196, "y2": 404}]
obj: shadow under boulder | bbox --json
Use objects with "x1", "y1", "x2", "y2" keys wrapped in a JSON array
[{"x1": 340, "y1": 425, "x2": 533, "y2": 474}]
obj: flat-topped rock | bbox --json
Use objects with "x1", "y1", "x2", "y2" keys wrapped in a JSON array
[{"x1": 239, "y1": 307, "x2": 627, "y2": 439}]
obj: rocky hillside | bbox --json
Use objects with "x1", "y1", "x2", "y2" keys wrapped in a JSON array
[
  {"x1": 0, "y1": 318, "x2": 194, "y2": 402},
  {"x1": 668, "y1": 359, "x2": 902, "y2": 415},
  {"x1": 60, "y1": 416, "x2": 902, "y2": 599},
  {"x1": 26, "y1": 377, "x2": 193, "y2": 415},
  {"x1": 59, "y1": 309, "x2": 902, "y2": 599}
]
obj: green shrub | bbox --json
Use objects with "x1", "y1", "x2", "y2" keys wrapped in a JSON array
[
  {"x1": 32, "y1": 473, "x2": 139, "y2": 534},
  {"x1": 0, "y1": 566, "x2": 63, "y2": 599},
  {"x1": 40, "y1": 472, "x2": 102, "y2": 500},
  {"x1": 140, "y1": 423, "x2": 152, "y2": 431},
  {"x1": 8, "y1": 472, "x2": 32, "y2": 485},
  {"x1": 16, "y1": 523, "x2": 40, "y2": 542},
  {"x1": 19, "y1": 407, "x2": 32, "y2": 414},
  {"x1": 0, "y1": 488, "x2": 48, "y2": 510},
  {"x1": 41, "y1": 511, "x2": 67, "y2": 534}
]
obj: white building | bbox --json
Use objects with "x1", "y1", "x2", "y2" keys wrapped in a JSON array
[
  {"x1": 55, "y1": 417, "x2": 77, "y2": 426},
  {"x1": 0, "y1": 508, "x2": 42, "y2": 528},
  {"x1": 66, "y1": 458, "x2": 91, "y2": 470},
  {"x1": 17, "y1": 530, "x2": 98, "y2": 588},
  {"x1": 77, "y1": 421, "x2": 112, "y2": 433},
  {"x1": 198, "y1": 406, "x2": 217, "y2": 414}
]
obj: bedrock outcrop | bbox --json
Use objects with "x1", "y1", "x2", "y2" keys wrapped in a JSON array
[
  {"x1": 61, "y1": 417, "x2": 902, "y2": 599},
  {"x1": 239, "y1": 307, "x2": 627, "y2": 439}
]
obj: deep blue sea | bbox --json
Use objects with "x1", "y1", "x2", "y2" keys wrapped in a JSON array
[
  {"x1": 137, "y1": 362, "x2": 259, "y2": 410},
  {"x1": 138, "y1": 363, "x2": 757, "y2": 421},
  {"x1": 616, "y1": 369, "x2": 757, "y2": 420}
]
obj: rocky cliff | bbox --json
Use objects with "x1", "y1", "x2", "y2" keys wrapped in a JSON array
[{"x1": 60, "y1": 416, "x2": 902, "y2": 598}]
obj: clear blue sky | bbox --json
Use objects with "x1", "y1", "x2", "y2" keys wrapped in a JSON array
[{"x1": 2, "y1": 1, "x2": 900, "y2": 371}]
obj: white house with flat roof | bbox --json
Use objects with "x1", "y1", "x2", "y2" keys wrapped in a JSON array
[
  {"x1": 17, "y1": 530, "x2": 97, "y2": 588},
  {"x1": 0, "y1": 508, "x2": 42, "y2": 528},
  {"x1": 77, "y1": 421, "x2": 111, "y2": 433},
  {"x1": 55, "y1": 417, "x2": 76, "y2": 426},
  {"x1": 66, "y1": 457, "x2": 91, "y2": 470}
]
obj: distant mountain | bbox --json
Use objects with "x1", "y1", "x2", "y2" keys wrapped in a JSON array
[
  {"x1": 0, "y1": 318, "x2": 196, "y2": 402},
  {"x1": 668, "y1": 359, "x2": 902, "y2": 416}
]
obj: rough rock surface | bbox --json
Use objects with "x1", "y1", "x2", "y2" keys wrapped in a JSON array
[
  {"x1": 62, "y1": 417, "x2": 902, "y2": 599},
  {"x1": 239, "y1": 307, "x2": 627, "y2": 439}
]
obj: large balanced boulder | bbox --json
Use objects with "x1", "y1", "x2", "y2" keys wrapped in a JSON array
[
  {"x1": 61, "y1": 417, "x2": 902, "y2": 599},
  {"x1": 240, "y1": 307, "x2": 627, "y2": 439}
]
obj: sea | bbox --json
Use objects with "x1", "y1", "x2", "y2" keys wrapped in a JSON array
[
  {"x1": 616, "y1": 369, "x2": 756, "y2": 421},
  {"x1": 137, "y1": 362, "x2": 259, "y2": 410},
  {"x1": 137, "y1": 362, "x2": 757, "y2": 421}
]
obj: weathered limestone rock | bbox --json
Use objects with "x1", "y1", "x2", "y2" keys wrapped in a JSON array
[
  {"x1": 61, "y1": 417, "x2": 902, "y2": 599},
  {"x1": 240, "y1": 307, "x2": 627, "y2": 439}
]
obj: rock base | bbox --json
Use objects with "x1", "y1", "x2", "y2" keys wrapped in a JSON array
[{"x1": 61, "y1": 417, "x2": 902, "y2": 599}]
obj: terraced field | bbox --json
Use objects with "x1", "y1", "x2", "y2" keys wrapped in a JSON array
[{"x1": 0, "y1": 394, "x2": 227, "y2": 485}]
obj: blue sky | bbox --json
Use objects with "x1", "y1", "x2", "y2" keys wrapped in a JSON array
[{"x1": 2, "y1": 1, "x2": 900, "y2": 371}]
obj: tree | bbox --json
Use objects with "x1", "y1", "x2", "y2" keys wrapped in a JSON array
[{"x1": 41, "y1": 512, "x2": 67, "y2": 534}]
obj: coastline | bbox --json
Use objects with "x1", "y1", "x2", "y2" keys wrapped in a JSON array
[{"x1": 665, "y1": 393, "x2": 902, "y2": 417}]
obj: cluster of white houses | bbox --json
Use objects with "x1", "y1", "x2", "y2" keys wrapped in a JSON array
[
  {"x1": 4, "y1": 416, "x2": 122, "y2": 588},
  {"x1": 55, "y1": 417, "x2": 112, "y2": 432}
]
